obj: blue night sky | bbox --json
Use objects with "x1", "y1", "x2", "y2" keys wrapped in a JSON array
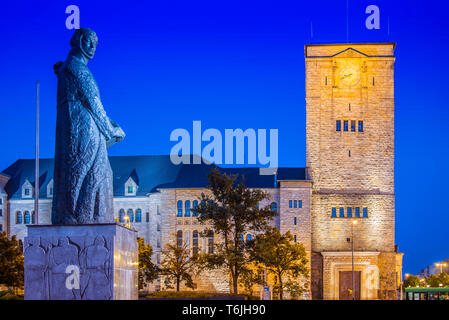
[{"x1": 1, "y1": 0, "x2": 448, "y2": 275}]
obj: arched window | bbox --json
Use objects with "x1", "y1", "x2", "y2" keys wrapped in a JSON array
[
  {"x1": 119, "y1": 209, "x2": 125, "y2": 223},
  {"x1": 16, "y1": 211, "x2": 23, "y2": 224},
  {"x1": 208, "y1": 234, "x2": 214, "y2": 254},
  {"x1": 192, "y1": 230, "x2": 199, "y2": 255},
  {"x1": 31, "y1": 211, "x2": 35, "y2": 224},
  {"x1": 135, "y1": 209, "x2": 142, "y2": 223},
  {"x1": 24, "y1": 211, "x2": 31, "y2": 224},
  {"x1": 271, "y1": 202, "x2": 278, "y2": 213},
  {"x1": 246, "y1": 234, "x2": 252, "y2": 242},
  {"x1": 192, "y1": 200, "x2": 199, "y2": 217},
  {"x1": 127, "y1": 209, "x2": 134, "y2": 223},
  {"x1": 177, "y1": 200, "x2": 183, "y2": 217},
  {"x1": 177, "y1": 230, "x2": 183, "y2": 248},
  {"x1": 157, "y1": 223, "x2": 161, "y2": 231},
  {"x1": 185, "y1": 200, "x2": 191, "y2": 217}
]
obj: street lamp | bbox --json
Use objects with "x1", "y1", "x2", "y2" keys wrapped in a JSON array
[
  {"x1": 436, "y1": 263, "x2": 447, "y2": 274},
  {"x1": 123, "y1": 215, "x2": 130, "y2": 228},
  {"x1": 351, "y1": 220, "x2": 358, "y2": 300}
]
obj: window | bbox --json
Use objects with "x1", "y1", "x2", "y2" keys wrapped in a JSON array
[
  {"x1": 0, "y1": 224, "x2": 2, "y2": 232},
  {"x1": 146, "y1": 212, "x2": 150, "y2": 222},
  {"x1": 246, "y1": 234, "x2": 252, "y2": 242},
  {"x1": 25, "y1": 189, "x2": 30, "y2": 196},
  {"x1": 347, "y1": 207, "x2": 352, "y2": 218},
  {"x1": 358, "y1": 120, "x2": 364, "y2": 132},
  {"x1": 16, "y1": 211, "x2": 23, "y2": 224},
  {"x1": 185, "y1": 200, "x2": 191, "y2": 217},
  {"x1": 294, "y1": 200, "x2": 297, "y2": 208},
  {"x1": 119, "y1": 209, "x2": 125, "y2": 222},
  {"x1": 298, "y1": 200, "x2": 302, "y2": 208},
  {"x1": 193, "y1": 230, "x2": 199, "y2": 255},
  {"x1": 157, "y1": 223, "x2": 161, "y2": 232},
  {"x1": 271, "y1": 202, "x2": 277, "y2": 213},
  {"x1": 128, "y1": 186, "x2": 133, "y2": 193},
  {"x1": 32, "y1": 211, "x2": 35, "y2": 224},
  {"x1": 343, "y1": 120, "x2": 349, "y2": 132},
  {"x1": 351, "y1": 120, "x2": 356, "y2": 132},
  {"x1": 289, "y1": 200, "x2": 292, "y2": 208},
  {"x1": 135, "y1": 209, "x2": 142, "y2": 223},
  {"x1": 208, "y1": 234, "x2": 214, "y2": 254},
  {"x1": 24, "y1": 211, "x2": 31, "y2": 224},
  {"x1": 192, "y1": 200, "x2": 199, "y2": 217},
  {"x1": 157, "y1": 239, "x2": 161, "y2": 248},
  {"x1": 294, "y1": 217, "x2": 297, "y2": 225},
  {"x1": 339, "y1": 207, "x2": 344, "y2": 218},
  {"x1": 294, "y1": 235, "x2": 297, "y2": 243},
  {"x1": 127, "y1": 209, "x2": 134, "y2": 223},
  {"x1": 177, "y1": 200, "x2": 183, "y2": 217},
  {"x1": 0, "y1": 198, "x2": 2, "y2": 204},
  {"x1": 0, "y1": 209, "x2": 2, "y2": 217},
  {"x1": 363, "y1": 207, "x2": 368, "y2": 218},
  {"x1": 176, "y1": 230, "x2": 183, "y2": 248},
  {"x1": 332, "y1": 207, "x2": 337, "y2": 218},
  {"x1": 157, "y1": 205, "x2": 160, "y2": 215},
  {"x1": 355, "y1": 207, "x2": 360, "y2": 218},
  {"x1": 336, "y1": 120, "x2": 341, "y2": 132}
]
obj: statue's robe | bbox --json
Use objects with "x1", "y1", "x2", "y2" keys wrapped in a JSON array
[{"x1": 52, "y1": 55, "x2": 116, "y2": 224}]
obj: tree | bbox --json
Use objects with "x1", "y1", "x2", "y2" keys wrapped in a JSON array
[
  {"x1": 425, "y1": 272, "x2": 449, "y2": 288},
  {"x1": 194, "y1": 168, "x2": 277, "y2": 294},
  {"x1": 160, "y1": 241, "x2": 198, "y2": 291},
  {"x1": 137, "y1": 237, "x2": 159, "y2": 290},
  {"x1": 249, "y1": 227, "x2": 309, "y2": 300},
  {"x1": 238, "y1": 263, "x2": 265, "y2": 296},
  {"x1": 0, "y1": 232, "x2": 24, "y2": 293},
  {"x1": 402, "y1": 274, "x2": 421, "y2": 288}
]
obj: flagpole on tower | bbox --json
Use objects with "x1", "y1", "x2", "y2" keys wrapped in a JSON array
[
  {"x1": 35, "y1": 80, "x2": 39, "y2": 225},
  {"x1": 346, "y1": 0, "x2": 349, "y2": 43}
]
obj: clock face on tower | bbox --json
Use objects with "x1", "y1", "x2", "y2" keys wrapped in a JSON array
[{"x1": 338, "y1": 65, "x2": 361, "y2": 87}]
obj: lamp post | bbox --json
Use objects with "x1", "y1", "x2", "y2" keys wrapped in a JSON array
[
  {"x1": 351, "y1": 220, "x2": 358, "y2": 300},
  {"x1": 436, "y1": 263, "x2": 447, "y2": 274}
]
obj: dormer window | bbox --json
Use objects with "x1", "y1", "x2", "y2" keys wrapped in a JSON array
[
  {"x1": 124, "y1": 177, "x2": 138, "y2": 196},
  {"x1": 47, "y1": 179, "x2": 54, "y2": 198},
  {"x1": 22, "y1": 180, "x2": 33, "y2": 199}
]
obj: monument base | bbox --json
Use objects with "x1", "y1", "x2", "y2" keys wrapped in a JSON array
[{"x1": 24, "y1": 223, "x2": 138, "y2": 300}]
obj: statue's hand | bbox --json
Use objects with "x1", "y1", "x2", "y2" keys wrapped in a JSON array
[{"x1": 113, "y1": 126, "x2": 125, "y2": 142}]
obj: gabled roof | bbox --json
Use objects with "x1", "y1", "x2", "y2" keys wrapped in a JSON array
[{"x1": 1, "y1": 155, "x2": 307, "y2": 199}]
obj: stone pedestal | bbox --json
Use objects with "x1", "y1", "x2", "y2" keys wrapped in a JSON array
[{"x1": 24, "y1": 223, "x2": 138, "y2": 300}]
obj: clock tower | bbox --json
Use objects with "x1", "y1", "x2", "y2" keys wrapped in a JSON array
[{"x1": 305, "y1": 43, "x2": 402, "y2": 300}]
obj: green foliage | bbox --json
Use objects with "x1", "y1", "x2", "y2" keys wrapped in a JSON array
[
  {"x1": 137, "y1": 237, "x2": 160, "y2": 290},
  {"x1": 160, "y1": 241, "x2": 198, "y2": 291},
  {"x1": 249, "y1": 227, "x2": 309, "y2": 300},
  {"x1": 0, "y1": 232, "x2": 24, "y2": 291},
  {"x1": 145, "y1": 290, "x2": 258, "y2": 300},
  {"x1": 194, "y1": 168, "x2": 277, "y2": 294},
  {"x1": 238, "y1": 265, "x2": 265, "y2": 296},
  {"x1": 425, "y1": 272, "x2": 449, "y2": 288},
  {"x1": 403, "y1": 275, "x2": 422, "y2": 288}
]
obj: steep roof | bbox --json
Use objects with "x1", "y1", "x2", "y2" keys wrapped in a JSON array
[{"x1": 1, "y1": 155, "x2": 306, "y2": 199}]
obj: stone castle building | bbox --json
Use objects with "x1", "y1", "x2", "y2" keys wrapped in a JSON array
[{"x1": 0, "y1": 43, "x2": 402, "y2": 299}]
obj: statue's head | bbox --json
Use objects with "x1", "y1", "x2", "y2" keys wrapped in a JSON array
[{"x1": 70, "y1": 28, "x2": 98, "y2": 60}]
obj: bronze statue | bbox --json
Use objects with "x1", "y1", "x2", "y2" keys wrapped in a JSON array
[{"x1": 52, "y1": 28, "x2": 125, "y2": 224}]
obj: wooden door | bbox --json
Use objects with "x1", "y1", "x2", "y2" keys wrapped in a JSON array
[{"x1": 339, "y1": 271, "x2": 361, "y2": 300}]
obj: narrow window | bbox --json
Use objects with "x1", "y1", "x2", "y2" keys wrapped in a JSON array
[
  {"x1": 246, "y1": 234, "x2": 253, "y2": 242},
  {"x1": 146, "y1": 212, "x2": 150, "y2": 222},
  {"x1": 0, "y1": 209, "x2": 2, "y2": 217},
  {"x1": 363, "y1": 207, "x2": 368, "y2": 218},
  {"x1": 349, "y1": 150, "x2": 351, "y2": 157},
  {"x1": 336, "y1": 120, "x2": 341, "y2": 132},
  {"x1": 351, "y1": 120, "x2": 356, "y2": 132},
  {"x1": 349, "y1": 103, "x2": 351, "y2": 111},
  {"x1": 298, "y1": 200, "x2": 302, "y2": 208},
  {"x1": 355, "y1": 207, "x2": 360, "y2": 218},
  {"x1": 339, "y1": 207, "x2": 344, "y2": 218},
  {"x1": 16, "y1": 211, "x2": 22, "y2": 224},
  {"x1": 192, "y1": 200, "x2": 199, "y2": 217},
  {"x1": 157, "y1": 239, "x2": 161, "y2": 248},
  {"x1": 294, "y1": 235, "x2": 297, "y2": 243},
  {"x1": 271, "y1": 202, "x2": 278, "y2": 213},
  {"x1": 157, "y1": 223, "x2": 161, "y2": 231},
  {"x1": 157, "y1": 205, "x2": 160, "y2": 215},
  {"x1": 24, "y1": 211, "x2": 31, "y2": 224},
  {"x1": 128, "y1": 185, "x2": 133, "y2": 193},
  {"x1": 347, "y1": 207, "x2": 352, "y2": 218},
  {"x1": 358, "y1": 120, "x2": 364, "y2": 132},
  {"x1": 193, "y1": 230, "x2": 199, "y2": 255},
  {"x1": 332, "y1": 207, "x2": 337, "y2": 218},
  {"x1": 0, "y1": 224, "x2": 2, "y2": 232},
  {"x1": 135, "y1": 209, "x2": 142, "y2": 223},
  {"x1": 289, "y1": 200, "x2": 292, "y2": 208},
  {"x1": 177, "y1": 200, "x2": 183, "y2": 217},
  {"x1": 25, "y1": 189, "x2": 30, "y2": 196},
  {"x1": 208, "y1": 234, "x2": 214, "y2": 254},
  {"x1": 343, "y1": 120, "x2": 348, "y2": 132},
  {"x1": 294, "y1": 217, "x2": 297, "y2": 225},
  {"x1": 294, "y1": 200, "x2": 297, "y2": 208},
  {"x1": 119, "y1": 209, "x2": 125, "y2": 222},
  {"x1": 127, "y1": 209, "x2": 134, "y2": 223},
  {"x1": 373, "y1": 77, "x2": 375, "y2": 86},
  {"x1": 176, "y1": 230, "x2": 183, "y2": 248},
  {"x1": 31, "y1": 211, "x2": 35, "y2": 224},
  {"x1": 185, "y1": 200, "x2": 191, "y2": 217}
]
